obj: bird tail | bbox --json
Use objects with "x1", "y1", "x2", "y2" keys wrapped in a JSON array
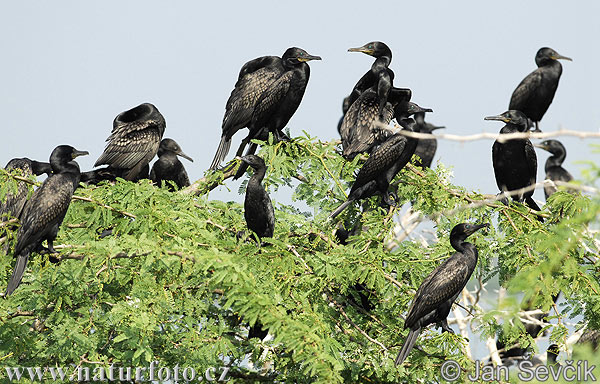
[
  {"x1": 209, "y1": 136, "x2": 231, "y2": 171},
  {"x1": 329, "y1": 200, "x2": 352, "y2": 220},
  {"x1": 395, "y1": 328, "x2": 421, "y2": 366},
  {"x1": 6, "y1": 252, "x2": 30, "y2": 296},
  {"x1": 525, "y1": 196, "x2": 544, "y2": 223},
  {"x1": 233, "y1": 142, "x2": 258, "y2": 180}
]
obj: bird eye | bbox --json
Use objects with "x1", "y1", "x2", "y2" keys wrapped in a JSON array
[
  {"x1": 368, "y1": 45, "x2": 373, "y2": 49},
  {"x1": 300, "y1": 52, "x2": 304, "y2": 56}
]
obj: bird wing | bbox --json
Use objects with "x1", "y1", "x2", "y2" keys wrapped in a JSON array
[
  {"x1": 251, "y1": 71, "x2": 294, "y2": 125},
  {"x1": 222, "y1": 64, "x2": 284, "y2": 135},
  {"x1": 509, "y1": 69, "x2": 543, "y2": 112},
  {"x1": 351, "y1": 134, "x2": 405, "y2": 193},
  {"x1": 0, "y1": 159, "x2": 34, "y2": 220},
  {"x1": 14, "y1": 174, "x2": 75, "y2": 256},
  {"x1": 404, "y1": 253, "x2": 472, "y2": 328},
  {"x1": 95, "y1": 124, "x2": 163, "y2": 170},
  {"x1": 524, "y1": 140, "x2": 537, "y2": 187}
]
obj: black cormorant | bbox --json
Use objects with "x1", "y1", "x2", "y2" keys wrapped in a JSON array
[
  {"x1": 340, "y1": 87, "x2": 411, "y2": 159},
  {"x1": 330, "y1": 102, "x2": 431, "y2": 219},
  {"x1": 486, "y1": 110, "x2": 542, "y2": 213},
  {"x1": 1, "y1": 159, "x2": 52, "y2": 222},
  {"x1": 150, "y1": 138, "x2": 193, "y2": 191},
  {"x1": 336, "y1": 96, "x2": 351, "y2": 135},
  {"x1": 413, "y1": 112, "x2": 445, "y2": 168},
  {"x1": 94, "y1": 103, "x2": 166, "y2": 181},
  {"x1": 5, "y1": 145, "x2": 88, "y2": 295},
  {"x1": 347, "y1": 41, "x2": 394, "y2": 119},
  {"x1": 395, "y1": 223, "x2": 489, "y2": 366},
  {"x1": 534, "y1": 140, "x2": 573, "y2": 200},
  {"x1": 241, "y1": 155, "x2": 274, "y2": 239},
  {"x1": 509, "y1": 47, "x2": 572, "y2": 132},
  {"x1": 210, "y1": 48, "x2": 321, "y2": 174}
]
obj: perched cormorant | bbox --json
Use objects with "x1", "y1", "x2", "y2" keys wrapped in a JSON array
[
  {"x1": 5, "y1": 145, "x2": 88, "y2": 295},
  {"x1": 241, "y1": 155, "x2": 274, "y2": 239},
  {"x1": 534, "y1": 140, "x2": 573, "y2": 200},
  {"x1": 150, "y1": 138, "x2": 193, "y2": 191},
  {"x1": 413, "y1": 112, "x2": 445, "y2": 169},
  {"x1": 209, "y1": 48, "x2": 321, "y2": 174},
  {"x1": 395, "y1": 223, "x2": 489, "y2": 366},
  {"x1": 486, "y1": 110, "x2": 542, "y2": 214},
  {"x1": 95, "y1": 103, "x2": 166, "y2": 181},
  {"x1": 1, "y1": 159, "x2": 52, "y2": 222},
  {"x1": 340, "y1": 86, "x2": 411, "y2": 159},
  {"x1": 509, "y1": 47, "x2": 572, "y2": 132},
  {"x1": 347, "y1": 41, "x2": 394, "y2": 119},
  {"x1": 330, "y1": 102, "x2": 431, "y2": 219}
]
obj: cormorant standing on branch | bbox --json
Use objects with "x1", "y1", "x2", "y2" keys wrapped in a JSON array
[
  {"x1": 487, "y1": 110, "x2": 542, "y2": 215},
  {"x1": 395, "y1": 223, "x2": 489, "y2": 366},
  {"x1": 509, "y1": 47, "x2": 572, "y2": 132},
  {"x1": 150, "y1": 138, "x2": 193, "y2": 190},
  {"x1": 5, "y1": 145, "x2": 88, "y2": 295},
  {"x1": 330, "y1": 102, "x2": 431, "y2": 220},
  {"x1": 413, "y1": 112, "x2": 445, "y2": 168},
  {"x1": 241, "y1": 155, "x2": 274, "y2": 239},
  {"x1": 209, "y1": 48, "x2": 321, "y2": 175},
  {"x1": 340, "y1": 87, "x2": 411, "y2": 160},
  {"x1": 534, "y1": 140, "x2": 573, "y2": 200},
  {"x1": 347, "y1": 42, "x2": 394, "y2": 119},
  {"x1": 94, "y1": 103, "x2": 166, "y2": 181},
  {"x1": 1, "y1": 159, "x2": 52, "y2": 222}
]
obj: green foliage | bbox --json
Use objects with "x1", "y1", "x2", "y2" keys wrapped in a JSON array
[{"x1": 1, "y1": 134, "x2": 599, "y2": 383}]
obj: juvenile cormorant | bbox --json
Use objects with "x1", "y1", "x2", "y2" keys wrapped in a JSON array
[
  {"x1": 330, "y1": 102, "x2": 431, "y2": 219},
  {"x1": 534, "y1": 140, "x2": 573, "y2": 200},
  {"x1": 241, "y1": 155, "x2": 274, "y2": 239},
  {"x1": 413, "y1": 112, "x2": 445, "y2": 168},
  {"x1": 347, "y1": 42, "x2": 394, "y2": 119},
  {"x1": 340, "y1": 86, "x2": 411, "y2": 159},
  {"x1": 150, "y1": 138, "x2": 193, "y2": 190},
  {"x1": 1, "y1": 159, "x2": 52, "y2": 222},
  {"x1": 94, "y1": 103, "x2": 166, "y2": 181},
  {"x1": 395, "y1": 223, "x2": 488, "y2": 366},
  {"x1": 5, "y1": 145, "x2": 88, "y2": 295},
  {"x1": 486, "y1": 110, "x2": 542, "y2": 214},
  {"x1": 210, "y1": 48, "x2": 321, "y2": 173},
  {"x1": 509, "y1": 47, "x2": 572, "y2": 132}
]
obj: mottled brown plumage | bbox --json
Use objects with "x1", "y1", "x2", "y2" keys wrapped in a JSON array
[{"x1": 1, "y1": 158, "x2": 52, "y2": 223}]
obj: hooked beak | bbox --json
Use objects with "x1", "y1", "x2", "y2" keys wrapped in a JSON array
[
  {"x1": 432, "y1": 125, "x2": 446, "y2": 131},
  {"x1": 178, "y1": 151, "x2": 193, "y2": 162},
  {"x1": 419, "y1": 107, "x2": 433, "y2": 113},
  {"x1": 470, "y1": 223, "x2": 490, "y2": 235},
  {"x1": 235, "y1": 156, "x2": 249, "y2": 165},
  {"x1": 72, "y1": 150, "x2": 89, "y2": 159},
  {"x1": 552, "y1": 53, "x2": 572, "y2": 62},
  {"x1": 348, "y1": 45, "x2": 374, "y2": 55},
  {"x1": 533, "y1": 143, "x2": 549, "y2": 151},
  {"x1": 484, "y1": 115, "x2": 510, "y2": 123},
  {"x1": 298, "y1": 54, "x2": 322, "y2": 62}
]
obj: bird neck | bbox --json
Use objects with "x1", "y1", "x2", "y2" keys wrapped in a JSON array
[
  {"x1": 450, "y1": 236, "x2": 470, "y2": 253},
  {"x1": 545, "y1": 152, "x2": 565, "y2": 169},
  {"x1": 372, "y1": 56, "x2": 391, "y2": 73},
  {"x1": 249, "y1": 167, "x2": 266, "y2": 184},
  {"x1": 52, "y1": 161, "x2": 80, "y2": 175}
]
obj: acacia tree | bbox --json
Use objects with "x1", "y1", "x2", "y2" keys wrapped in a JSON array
[{"x1": 1, "y1": 134, "x2": 599, "y2": 383}]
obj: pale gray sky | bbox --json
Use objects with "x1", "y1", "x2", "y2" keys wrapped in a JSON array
[{"x1": 2, "y1": 1, "x2": 599, "y2": 204}]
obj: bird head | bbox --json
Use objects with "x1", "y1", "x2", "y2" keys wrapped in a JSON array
[
  {"x1": 536, "y1": 47, "x2": 572, "y2": 66},
  {"x1": 158, "y1": 138, "x2": 193, "y2": 162},
  {"x1": 348, "y1": 41, "x2": 392, "y2": 59},
  {"x1": 534, "y1": 139, "x2": 566, "y2": 156},
  {"x1": 451, "y1": 223, "x2": 489, "y2": 239},
  {"x1": 238, "y1": 154, "x2": 266, "y2": 170},
  {"x1": 282, "y1": 48, "x2": 322, "y2": 65},
  {"x1": 484, "y1": 110, "x2": 530, "y2": 131},
  {"x1": 49, "y1": 145, "x2": 88, "y2": 173}
]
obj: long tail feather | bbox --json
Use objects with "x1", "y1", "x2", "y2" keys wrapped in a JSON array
[
  {"x1": 210, "y1": 136, "x2": 232, "y2": 171},
  {"x1": 329, "y1": 200, "x2": 352, "y2": 220},
  {"x1": 395, "y1": 328, "x2": 421, "y2": 366},
  {"x1": 525, "y1": 196, "x2": 544, "y2": 222},
  {"x1": 6, "y1": 252, "x2": 30, "y2": 296}
]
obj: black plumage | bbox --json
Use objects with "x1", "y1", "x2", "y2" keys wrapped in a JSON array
[
  {"x1": 340, "y1": 87, "x2": 411, "y2": 159},
  {"x1": 534, "y1": 140, "x2": 573, "y2": 200},
  {"x1": 241, "y1": 155, "x2": 274, "y2": 239},
  {"x1": 150, "y1": 138, "x2": 193, "y2": 191},
  {"x1": 1, "y1": 158, "x2": 52, "y2": 223},
  {"x1": 347, "y1": 41, "x2": 394, "y2": 119},
  {"x1": 5, "y1": 145, "x2": 88, "y2": 295},
  {"x1": 330, "y1": 102, "x2": 431, "y2": 219},
  {"x1": 413, "y1": 112, "x2": 444, "y2": 169},
  {"x1": 509, "y1": 47, "x2": 572, "y2": 132},
  {"x1": 487, "y1": 110, "x2": 542, "y2": 213},
  {"x1": 395, "y1": 223, "x2": 489, "y2": 366},
  {"x1": 95, "y1": 103, "x2": 166, "y2": 181},
  {"x1": 210, "y1": 48, "x2": 321, "y2": 173},
  {"x1": 336, "y1": 96, "x2": 351, "y2": 135}
]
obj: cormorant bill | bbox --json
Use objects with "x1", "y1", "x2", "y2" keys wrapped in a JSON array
[
  {"x1": 5, "y1": 145, "x2": 88, "y2": 296},
  {"x1": 336, "y1": 95, "x2": 351, "y2": 135},
  {"x1": 210, "y1": 48, "x2": 321, "y2": 173},
  {"x1": 150, "y1": 138, "x2": 193, "y2": 191},
  {"x1": 330, "y1": 102, "x2": 432, "y2": 220},
  {"x1": 240, "y1": 155, "x2": 274, "y2": 239},
  {"x1": 395, "y1": 223, "x2": 489, "y2": 366},
  {"x1": 347, "y1": 41, "x2": 394, "y2": 119},
  {"x1": 340, "y1": 86, "x2": 412, "y2": 160},
  {"x1": 509, "y1": 47, "x2": 572, "y2": 132},
  {"x1": 1, "y1": 159, "x2": 52, "y2": 223},
  {"x1": 486, "y1": 110, "x2": 542, "y2": 216},
  {"x1": 413, "y1": 112, "x2": 445, "y2": 169},
  {"x1": 534, "y1": 140, "x2": 573, "y2": 200},
  {"x1": 94, "y1": 103, "x2": 166, "y2": 181}
]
